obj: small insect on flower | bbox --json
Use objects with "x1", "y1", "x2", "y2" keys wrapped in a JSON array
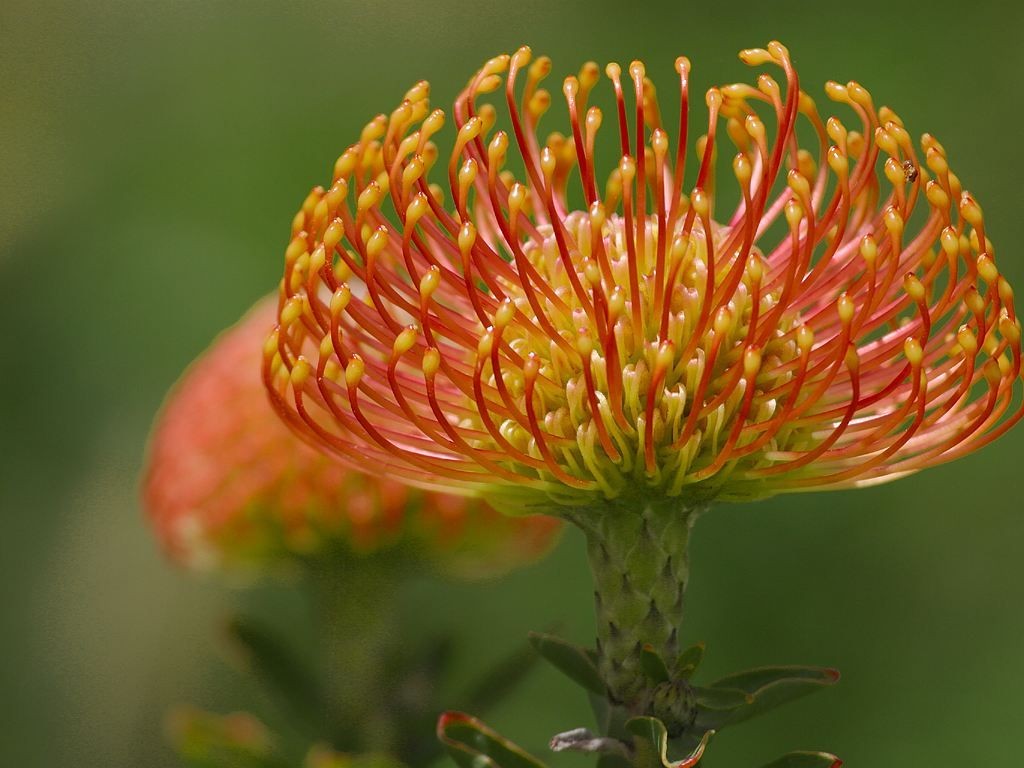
[
  {"x1": 143, "y1": 297, "x2": 560, "y2": 575},
  {"x1": 265, "y1": 41, "x2": 1023, "y2": 512}
]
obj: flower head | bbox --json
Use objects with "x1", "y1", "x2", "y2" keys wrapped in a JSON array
[
  {"x1": 143, "y1": 297, "x2": 560, "y2": 574},
  {"x1": 265, "y1": 42, "x2": 1022, "y2": 510}
]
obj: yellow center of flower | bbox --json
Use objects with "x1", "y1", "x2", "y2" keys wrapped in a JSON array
[{"x1": 471, "y1": 210, "x2": 804, "y2": 501}]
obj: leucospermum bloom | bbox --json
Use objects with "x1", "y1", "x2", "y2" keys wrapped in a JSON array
[
  {"x1": 143, "y1": 297, "x2": 560, "y2": 576},
  {"x1": 266, "y1": 43, "x2": 1021, "y2": 508},
  {"x1": 264, "y1": 42, "x2": 1022, "y2": 706}
]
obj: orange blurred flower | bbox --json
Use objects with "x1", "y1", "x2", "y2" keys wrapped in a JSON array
[{"x1": 143, "y1": 297, "x2": 560, "y2": 575}]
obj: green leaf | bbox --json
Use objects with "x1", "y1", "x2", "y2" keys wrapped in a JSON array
[
  {"x1": 166, "y1": 707, "x2": 292, "y2": 768},
  {"x1": 695, "y1": 666, "x2": 839, "y2": 730},
  {"x1": 640, "y1": 644, "x2": 671, "y2": 683},
  {"x1": 305, "y1": 748, "x2": 407, "y2": 768},
  {"x1": 437, "y1": 712, "x2": 548, "y2": 768},
  {"x1": 226, "y1": 615, "x2": 326, "y2": 733},
  {"x1": 461, "y1": 640, "x2": 540, "y2": 715},
  {"x1": 711, "y1": 665, "x2": 840, "y2": 695},
  {"x1": 689, "y1": 684, "x2": 752, "y2": 730},
  {"x1": 528, "y1": 632, "x2": 605, "y2": 695},
  {"x1": 759, "y1": 751, "x2": 842, "y2": 768},
  {"x1": 674, "y1": 643, "x2": 705, "y2": 680},
  {"x1": 692, "y1": 685, "x2": 751, "y2": 710},
  {"x1": 625, "y1": 716, "x2": 712, "y2": 768}
]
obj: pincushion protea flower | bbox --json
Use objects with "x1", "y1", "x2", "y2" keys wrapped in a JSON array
[
  {"x1": 264, "y1": 41, "x2": 1022, "y2": 710},
  {"x1": 143, "y1": 296, "x2": 560, "y2": 576}
]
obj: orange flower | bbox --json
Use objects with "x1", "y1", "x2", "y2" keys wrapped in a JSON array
[
  {"x1": 143, "y1": 297, "x2": 560, "y2": 574},
  {"x1": 263, "y1": 42, "x2": 1022, "y2": 511}
]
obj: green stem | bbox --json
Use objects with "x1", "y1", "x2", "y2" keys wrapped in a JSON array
[
  {"x1": 310, "y1": 556, "x2": 404, "y2": 753},
  {"x1": 568, "y1": 498, "x2": 703, "y2": 710}
]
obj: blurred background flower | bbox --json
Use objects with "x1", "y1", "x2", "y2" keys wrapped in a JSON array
[
  {"x1": 143, "y1": 296, "x2": 559, "y2": 577},
  {"x1": 4, "y1": 1, "x2": 1024, "y2": 767},
  {"x1": 141, "y1": 296, "x2": 561, "y2": 763}
]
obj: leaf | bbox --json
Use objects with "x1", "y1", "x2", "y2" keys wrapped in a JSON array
[
  {"x1": 695, "y1": 666, "x2": 839, "y2": 730},
  {"x1": 408, "y1": 633, "x2": 456, "y2": 687},
  {"x1": 437, "y1": 712, "x2": 548, "y2": 768},
  {"x1": 674, "y1": 643, "x2": 705, "y2": 680},
  {"x1": 528, "y1": 632, "x2": 605, "y2": 695},
  {"x1": 759, "y1": 751, "x2": 842, "y2": 768},
  {"x1": 690, "y1": 686, "x2": 751, "y2": 730},
  {"x1": 625, "y1": 716, "x2": 712, "y2": 768},
  {"x1": 461, "y1": 640, "x2": 541, "y2": 714},
  {"x1": 641, "y1": 644, "x2": 671, "y2": 683},
  {"x1": 166, "y1": 707, "x2": 292, "y2": 768},
  {"x1": 692, "y1": 685, "x2": 751, "y2": 710},
  {"x1": 305, "y1": 747, "x2": 407, "y2": 768},
  {"x1": 226, "y1": 615, "x2": 326, "y2": 732},
  {"x1": 711, "y1": 665, "x2": 840, "y2": 695}
]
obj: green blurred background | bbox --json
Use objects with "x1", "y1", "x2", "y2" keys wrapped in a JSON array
[{"x1": 3, "y1": 0, "x2": 1023, "y2": 765}]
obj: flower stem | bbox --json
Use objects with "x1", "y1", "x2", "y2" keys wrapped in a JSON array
[
  {"x1": 310, "y1": 556, "x2": 403, "y2": 752},
  {"x1": 568, "y1": 498, "x2": 703, "y2": 710}
]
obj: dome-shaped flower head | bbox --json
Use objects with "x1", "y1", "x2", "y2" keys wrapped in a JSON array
[
  {"x1": 264, "y1": 41, "x2": 1022, "y2": 511},
  {"x1": 263, "y1": 43, "x2": 1023, "y2": 711},
  {"x1": 143, "y1": 297, "x2": 560, "y2": 576}
]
